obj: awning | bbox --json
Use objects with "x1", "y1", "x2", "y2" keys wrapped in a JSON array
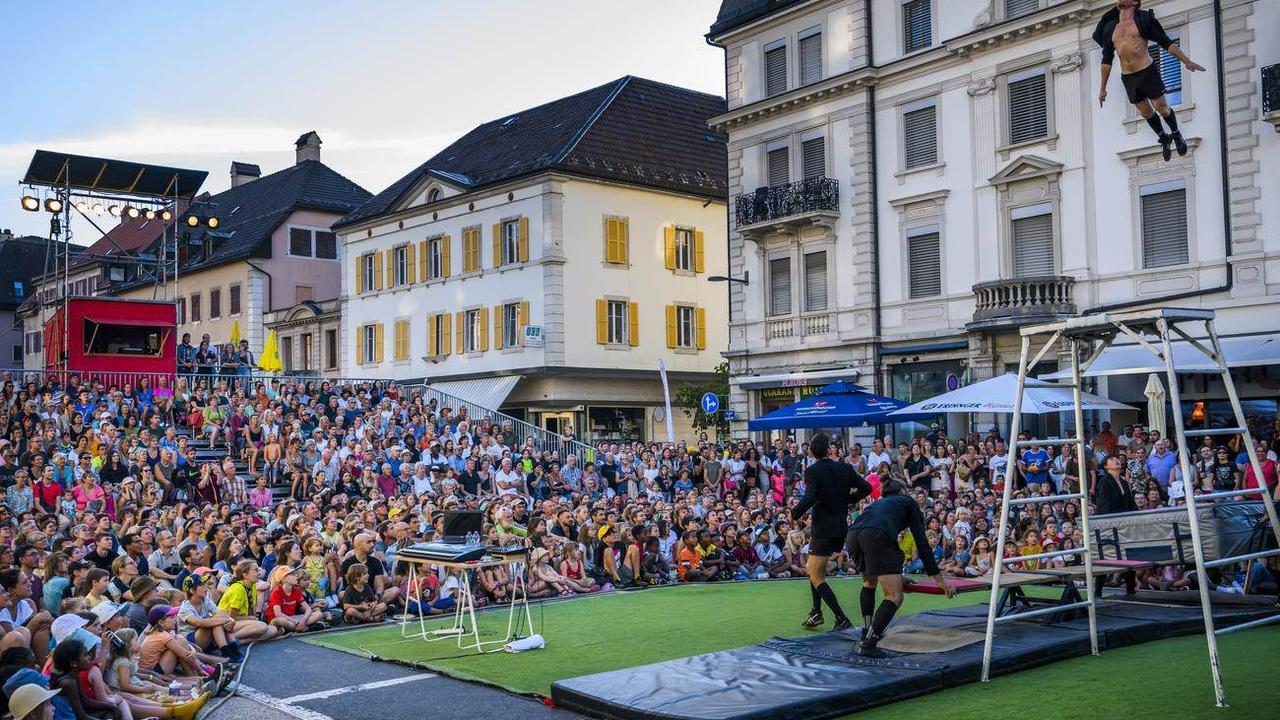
[
  {"x1": 734, "y1": 367, "x2": 861, "y2": 390},
  {"x1": 747, "y1": 381, "x2": 930, "y2": 430},
  {"x1": 1042, "y1": 333, "x2": 1280, "y2": 379},
  {"x1": 429, "y1": 375, "x2": 522, "y2": 411}
]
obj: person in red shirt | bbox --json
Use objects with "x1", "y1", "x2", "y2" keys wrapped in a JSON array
[
  {"x1": 1242, "y1": 441, "x2": 1278, "y2": 496},
  {"x1": 266, "y1": 567, "x2": 324, "y2": 633}
]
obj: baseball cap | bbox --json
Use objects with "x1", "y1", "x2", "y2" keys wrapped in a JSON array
[
  {"x1": 2, "y1": 667, "x2": 48, "y2": 697},
  {"x1": 7, "y1": 684, "x2": 60, "y2": 720},
  {"x1": 181, "y1": 573, "x2": 213, "y2": 593},
  {"x1": 146, "y1": 604, "x2": 180, "y2": 627}
]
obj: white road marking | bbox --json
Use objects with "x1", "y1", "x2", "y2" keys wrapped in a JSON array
[
  {"x1": 279, "y1": 674, "x2": 438, "y2": 703},
  {"x1": 236, "y1": 684, "x2": 335, "y2": 720}
]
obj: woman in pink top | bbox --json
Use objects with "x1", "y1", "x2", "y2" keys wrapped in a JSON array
[
  {"x1": 1242, "y1": 441, "x2": 1278, "y2": 496},
  {"x1": 71, "y1": 474, "x2": 105, "y2": 513}
]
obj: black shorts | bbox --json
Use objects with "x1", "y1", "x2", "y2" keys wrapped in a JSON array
[
  {"x1": 1121, "y1": 62, "x2": 1166, "y2": 104},
  {"x1": 846, "y1": 527, "x2": 905, "y2": 577},
  {"x1": 809, "y1": 535, "x2": 844, "y2": 557}
]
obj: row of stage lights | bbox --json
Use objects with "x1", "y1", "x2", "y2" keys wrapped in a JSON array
[{"x1": 20, "y1": 194, "x2": 219, "y2": 228}]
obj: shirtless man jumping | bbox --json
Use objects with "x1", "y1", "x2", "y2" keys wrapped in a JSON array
[{"x1": 1094, "y1": 0, "x2": 1204, "y2": 161}]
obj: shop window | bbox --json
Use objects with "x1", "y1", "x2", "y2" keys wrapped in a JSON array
[
  {"x1": 83, "y1": 321, "x2": 163, "y2": 357},
  {"x1": 588, "y1": 407, "x2": 645, "y2": 444}
]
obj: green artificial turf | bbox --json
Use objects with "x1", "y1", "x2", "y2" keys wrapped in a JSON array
[{"x1": 306, "y1": 580, "x2": 1278, "y2": 717}]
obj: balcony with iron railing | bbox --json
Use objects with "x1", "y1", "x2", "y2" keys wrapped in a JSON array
[
  {"x1": 1264, "y1": 64, "x2": 1280, "y2": 133},
  {"x1": 734, "y1": 177, "x2": 839, "y2": 237},
  {"x1": 967, "y1": 275, "x2": 1076, "y2": 332}
]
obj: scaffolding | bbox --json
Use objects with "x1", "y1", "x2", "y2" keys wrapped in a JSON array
[{"x1": 981, "y1": 308, "x2": 1280, "y2": 707}]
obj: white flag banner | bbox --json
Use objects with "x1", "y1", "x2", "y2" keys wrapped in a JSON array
[{"x1": 658, "y1": 359, "x2": 675, "y2": 444}]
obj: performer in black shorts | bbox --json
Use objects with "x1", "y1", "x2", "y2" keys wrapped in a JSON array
[
  {"x1": 846, "y1": 478, "x2": 955, "y2": 657},
  {"x1": 790, "y1": 432, "x2": 872, "y2": 631}
]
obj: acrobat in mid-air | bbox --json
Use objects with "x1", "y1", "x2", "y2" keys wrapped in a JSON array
[{"x1": 1094, "y1": 0, "x2": 1205, "y2": 161}]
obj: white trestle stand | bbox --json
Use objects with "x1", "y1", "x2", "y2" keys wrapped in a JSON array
[{"x1": 397, "y1": 552, "x2": 535, "y2": 653}]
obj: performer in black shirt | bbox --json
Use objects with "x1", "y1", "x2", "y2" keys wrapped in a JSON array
[
  {"x1": 846, "y1": 478, "x2": 955, "y2": 656},
  {"x1": 791, "y1": 432, "x2": 872, "y2": 631}
]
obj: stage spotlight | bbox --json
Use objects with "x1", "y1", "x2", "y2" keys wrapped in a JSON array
[
  {"x1": 124, "y1": 206, "x2": 140, "y2": 219},
  {"x1": 160, "y1": 209, "x2": 173, "y2": 221},
  {"x1": 75, "y1": 201, "x2": 88, "y2": 214},
  {"x1": 108, "y1": 205, "x2": 121, "y2": 217},
  {"x1": 206, "y1": 216, "x2": 219, "y2": 229},
  {"x1": 45, "y1": 198, "x2": 64, "y2": 213},
  {"x1": 186, "y1": 215, "x2": 199, "y2": 227},
  {"x1": 21, "y1": 195, "x2": 39, "y2": 212},
  {"x1": 92, "y1": 203, "x2": 104, "y2": 215},
  {"x1": 144, "y1": 208, "x2": 157, "y2": 220}
]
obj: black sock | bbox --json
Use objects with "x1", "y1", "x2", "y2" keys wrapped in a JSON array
[
  {"x1": 1145, "y1": 114, "x2": 1166, "y2": 139},
  {"x1": 1162, "y1": 109, "x2": 1179, "y2": 133},
  {"x1": 860, "y1": 587, "x2": 876, "y2": 618},
  {"x1": 870, "y1": 599, "x2": 900, "y2": 638},
  {"x1": 810, "y1": 584, "x2": 822, "y2": 614},
  {"x1": 815, "y1": 582, "x2": 847, "y2": 622}
]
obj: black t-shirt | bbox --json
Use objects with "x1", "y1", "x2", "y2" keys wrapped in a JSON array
[
  {"x1": 86, "y1": 547, "x2": 118, "y2": 572},
  {"x1": 1209, "y1": 461, "x2": 1237, "y2": 490},
  {"x1": 340, "y1": 553, "x2": 386, "y2": 582},
  {"x1": 904, "y1": 456, "x2": 932, "y2": 488},
  {"x1": 176, "y1": 464, "x2": 201, "y2": 490},
  {"x1": 457, "y1": 471, "x2": 482, "y2": 495},
  {"x1": 341, "y1": 583, "x2": 375, "y2": 608}
]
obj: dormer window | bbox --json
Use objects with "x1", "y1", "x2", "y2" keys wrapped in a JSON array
[{"x1": 426, "y1": 187, "x2": 442, "y2": 203}]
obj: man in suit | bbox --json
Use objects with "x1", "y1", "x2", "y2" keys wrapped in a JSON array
[{"x1": 791, "y1": 432, "x2": 872, "y2": 631}]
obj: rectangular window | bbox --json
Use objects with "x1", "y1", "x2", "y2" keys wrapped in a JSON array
[
  {"x1": 903, "y1": 0, "x2": 932, "y2": 53},
  {"x1": 674, "y1": 228, "x2": 694, "y2": 271},
  {"x1": 362, "y1": 325, "x2": 377, "y2": 364},
  {"x1": 903, "y1": 99, "x2": 938, "y2": 169},
  {"x1": 324, "y1": 329, "x2": 337, "y2": 369},
  {"x1": 289, "y1": 228, "x2": 312, "y2": 257},
  {"x1": 428, "y1": 237, "x2": 444, "y2": 279},
  {"x1": 463, "y1": 309, "x2": 482, "y2": 352},
  {"x1": 176, "y1": 297, "x2": 186, "y2": 325},
  {"x1": 463, "y1": 227, "x2": 481, "y2": 272},
  {"x1": 769, "y1": 256, "x2": 792, "y2": 316},
  {"x1": 1007, "y1": 68, "x2": 1049, "y2": 145},
  {"x1": 607, "y1": 300, "x2": 629, "y2": 345},
  {"x1": 502, "y1": 220, "x2": 520, "y2": 265},
  {"x1": 190, "y1": 293, "x2": 201, "y2": 322},
  {"x1": 393, "y1": 319, "x2": 410, "y2": 361},
  {"x1": 83, "y1": 320, "x2": 161, "y2": 357},
  {"x1": 764, "y1": 40, "x2": 788, "y2": 97},
  {"x1": 1148, "y1": 35, "x2": 1183, "y2": 106},
  {"x1": 803, "y1": 250, "x2": 828, "y2": 312},
  {"x1": 108, "y1": 267, "x2": 125, "y2": 282},
  {"x1": 907, "y1": 226, "x2": 942, "y2": 298},
  {"x1": 361, "y1": 254, "x2": 376, "y2": 292},
  {"x1": 676, "y1": 305, "x2": 696, "y2": 349},
  {"x1": 502, "y1": 303, "x2": 520, "y2": 349},
  {"x1": 393, "y1": 245, "x2": 409, "y2": 286},
  {"x1": 801, "y1": 137, "x2": 825, "y2": 180},
  {"x1": 209, "y1": 288, "x2": 222, "y2": 319},
  {"x1": 767, "y1": 146, "x2": 790, "y2": 187},
  {"x1": 1011, "y1": 203, "x2": 1055, "y2": 276},
  {"x1": 12, "y1": 345, "x2": 21, "y2": 364},
  {"x1": 315, "y1": 231, "x2": 336, "y2": 260},
  {"x1": 288, "y1": 227, "x2": 337, "y2": 259},
  {"x1": 430, "y1": 314, "x2": 447, "y2": 356},
  {"x1": 1006, "y1": 0, "x2": 1040, "y2": 20},
  {"x1": 798, "y1": 28, "x2": 822, "y2": 86},
  {"x1": 300, "y1": 333, "x2": 312, "y2": 370},
  {"x1": 281, "y1": 336, "x2": 294, "y2": 372},
  {"x1": 1141, "y1": 182, "x2": 1189, "y2": 268},
  {"x1": 229, "y1": 284, "x2": 241, "y2": 315}
]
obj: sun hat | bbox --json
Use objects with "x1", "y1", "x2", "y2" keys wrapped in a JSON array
[
  {"x1": 7, "y1": 684, "x2": 60, "y2": 720},
  {"x1": 146, "y1": 604, "x2": 179, "y2": 627},
  {"x1": 51, "y1": 614, "x2": 88, "y2": 644},
  {"x1": 530, "y1": 547, "x2": 549, "y2": 563},
  {"x1": 2, "y1": 667, "x2": 48, "y2": 697},
  {"x1": 91, "y1": 601, "x2": 126, "y2": 624},
  {"x1": 129, "y1": 576, "x2": 159, "y2": 599}
]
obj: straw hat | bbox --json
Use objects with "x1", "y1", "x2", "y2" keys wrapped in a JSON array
[{"x1": 8, "y1": 684, "x2": 60, "y2": 720}]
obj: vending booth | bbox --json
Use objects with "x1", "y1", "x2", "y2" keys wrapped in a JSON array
[{"x1": 44, "y1": 297, "x2": 176, "y2": 388}]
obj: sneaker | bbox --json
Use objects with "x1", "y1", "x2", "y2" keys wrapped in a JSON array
[
  {"x1": 1172, "y1": 131, "x2": 1188, "y2": 156},
  {"x1": 855, "y1": 639, "x2": 886, "y2": 658},
  {"x1": 833, "y1": 616, "x2": 853, "y2": 632},
  {"x1": 1159, "y1": 134, "x2": 1173, "y2": 162},
  {"x1": 802, "y1": 610, "x2": 825, "y2": 629}
]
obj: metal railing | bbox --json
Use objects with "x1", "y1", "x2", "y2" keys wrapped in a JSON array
[
  {"x1": 0, "y1": 368, "x2": 176, "y2": 391},
  {"x1": 968, "y1": 275, "x2": 1076, "y2": 330},
  {"x1": 734, "y1": 177, "x2": 839, "y2": 228},
  {"x1": 1263, "y1": 63, "x2": 1279, "y2": 116}
]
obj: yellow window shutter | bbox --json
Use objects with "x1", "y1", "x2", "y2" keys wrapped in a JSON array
[
  {"x1": 455, "y1": 311, "x2": 464, "y2": 352},
  {"x1": 595, "y1": 299, "x2": 608, "y2": 344},
  {"x1": 393, "y1": 320, "x2": 402, "y2": 360},
  {"x1": 665, "y1": 304, "x2": 677, "y2": 349},
  {"x1": 401, "y1": 319, "x2": 411, "y2": 360},
  {"x1": 518, "y1": 300, "x2": 530, "y2": 332},
  {"x1": 355, "y1": 326, "x2": 363, "y2": 364},
  {"x1": 354, "y1": 256, "x2": 364, "y2": 294},
  {"x1": 467, "y1": 228, "x2": 481, "y2": 272},
  {"x1": 406, "y1": 244, "x2": 417, "y2": 284},
  {"x1": 628, "y1": 301, "x2": 640, "y2": 347},
  {"x1": 374, "y1": 250, "x2": 385, "y2": 289},
  {"x1": 427, "y1": 314, "x2": 438, "y2": 356},
  {"x1": 664, "y1": 227, "x2": 676, "y2": 270},
  {"x1": 478, "y1": 307, "x2": 490, "y2": 352},
  {"x1": 493, "y1": 305, "x2": 504, "y2": 350},
  {"x1": 492, "y1": 223, "x2": 502, "y2": 267},
  {"x1": 441, "y1": 235, "x2": 452, "y2": 277},
  {"x1": 696, "y1": 306, "x2": 707, "y2": 349},
  {"x1": 441, "y1": 312, "x2": 452, "y2": 355},
  {"x1": 374, "y1": 322, "x2": 384, "y2": 363},
  {"x1": 419, "y1": 240, "x2": 428, "y2": 281},
  {"x1": 385, "y1": 249, "x2": 395, "y2": 286},
  {"x1": 604, "y1": 218, "x2": 618, "y2": 263},
  {"x1": 694, "y1": 229, "x2": 706, "y2": 273},
  {"x1": 518, "y1": 217, "x2": 529, "y2": 262},
  {"x1": 619, "y1": 218, "x2": 629, "y2": 263}
]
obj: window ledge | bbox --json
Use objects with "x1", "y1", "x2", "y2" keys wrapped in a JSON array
[
  {"x1": 603, "y1": 344, "x2": 632, "y2": 352},
  {"x1": 672, "y1": 347, "x2": 698, "y2": 355},
  {"x1": 601, "y1": 261, "x2": 631, "y2": 270},
  {"x1": 895, "y1": 161, "x2": 947, "y2": 183},
  {"x1": 1123, "y1": 103, "x2": 1195, "y2": 134},
  {"x1": 500, "y1": 346, "x2": 525, "y2": 355},
  {"x1": 672, "y1": 268, "x2": 696, "y2": 278},
  {"x1": 998, "y1": 134, "x2": 1059, "y2": 160}
]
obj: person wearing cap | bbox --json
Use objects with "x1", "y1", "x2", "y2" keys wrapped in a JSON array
[
  {"x1": 139, "y1": 605, "x2": 204, "y2": 678},
  {"x1": 177, "y1": 573, "x2": 241, "y2": 663},
  {"x1": 8, "y1": 682, "x2": 60, "y2": 720},
  {"x1": 265, "y1": 566, "x2": 323, "y2": 634}
]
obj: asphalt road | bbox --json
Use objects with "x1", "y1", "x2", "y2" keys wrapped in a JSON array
[{"x1": 202, "y1": 632, "x2": 579, "y2": 720}]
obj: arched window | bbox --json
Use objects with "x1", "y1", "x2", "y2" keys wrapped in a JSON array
[{"x1": 426, "y1": 188, "x2": 442, "y2": 203}]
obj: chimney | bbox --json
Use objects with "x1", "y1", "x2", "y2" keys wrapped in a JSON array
[
  {"x1": 230, "y1": 161, "x2": 261, "y2": 188},
  {"x1": 295, "y1": 131, "x2": 322, "y2": 164}
]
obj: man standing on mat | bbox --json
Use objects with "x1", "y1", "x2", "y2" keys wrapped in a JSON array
[
  {"x1": 1095, "y1": 0, "x2": 1204, "y2": 161},
  {"x1": 791, "y1": 432, "x2": 872, "y2": 631},
  {"x1": 847, "y1": 478, "x2": 956, "y2": 657}
]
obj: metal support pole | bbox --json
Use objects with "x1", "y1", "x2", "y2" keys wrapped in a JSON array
[{"x1": 1070, "y1": 338, "x2": 1099, "y2": 656}]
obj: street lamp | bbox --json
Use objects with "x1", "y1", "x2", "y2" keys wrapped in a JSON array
[{"x1": 707, "y1": 271, "x2": 750, "y2": 285}]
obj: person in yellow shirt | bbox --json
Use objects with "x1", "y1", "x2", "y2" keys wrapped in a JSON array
[{"x1": 216, "y1": 560, "x2": 277, "y2": 643}]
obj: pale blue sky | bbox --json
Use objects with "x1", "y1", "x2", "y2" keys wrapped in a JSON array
[{"x1": 2, "y1": 0, "x2": 724, "y2": 239}]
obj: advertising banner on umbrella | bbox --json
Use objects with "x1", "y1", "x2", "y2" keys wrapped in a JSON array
[{"x1": 887, "y1": 373, "x2": 1135, "y2": 416}]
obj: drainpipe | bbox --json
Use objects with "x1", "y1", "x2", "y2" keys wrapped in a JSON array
[
  {"x1": 866, "y1": 0, "x2": 884, "y2": 398},
  {"x1": 1084, "y1": 0, "x2": 1232, "y2": 314}
]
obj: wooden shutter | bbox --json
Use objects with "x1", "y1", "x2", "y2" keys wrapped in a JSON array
[
  {"x1": 664, "y1": 227, "x2": 677, "y2": 270},
  {"x1": 665, "y1": 304, "x2": 677, "y2": 348},
  {"x1": 1011, "y1": 211, "x2": 1055, "y2": 276},
  {"x1": 464, "y1": 228, "x2": 479, "y2": 272},
  {"x1": 374, "y1": 323, "x2": 384, "y2": 363},
  {"x1": 385, "y1": 249, "x2": 395, "y2": 287},
  {"x1": 801, "y1": 137, "x2": 825, "y2": 179},
  {"x1": 903, "y1": 104, "x2": 937, "y2": 169},
  {"x1": 767, "y1": 147, "x2": 790, "y2": 187},
  {"x1": 354, "y1": 255, "x2": 364, "y2": 294},
  {"x1": 455, "y1": 311, "x2": 464, "y2": 353},
  {"x1": 492, "y1": 223, "x2": 502, "y2": 267},
  {"x1": 393, "y1": 320, "x2": 408, "y2": 360},
  {"x1": 1141, "y1": 188, "x2": 1189, "y2": 268},
  {"x1": 764, "y1": 44, "x2": 787, "y2": 97},
  {"x1": 441, "y1": 312, "x2": 452, "y2": 356},
  {"x1": 595, "y1": 299, "x2": 608, "y2": 344},
  {"x1": 518, "y1": 300, "x2": 529, "y2": 341},
  {"x1": 1008, "y1": 71, "x2": 1048, "y2": 144},
  {"x1": 798, "y1": 31, "x2": 822, "y2": 86},
  {"x1": 694, "y1": 230, "x2": 705, "y2": 273},
  {"x1": 478, "y1": 307, "x2": 490, "y2": 351},
  {"x1": 441, "y1": 235, "x2": 452, "y2": 277},
  {"x1": 493, "y1": 305, "x2": 504, "y2": 350},
  {"x1": 374, "y1": 250, "x2": 385, "y2": 289},
  {"x1": 907, "y1": 231, "x2": 941, "y2": 298},
  {"x1": 627, "y1": 301, "x2": 639, "y2": 347},
  {"x1": 406, "y1": 244, "x2": 417, "y2": 284},
  {"x1": 427, "y1": 314, "x2": 438, "y2": 356},
  {"x1": 696, "y1": 307, "x2": 707, "y2": 350},
  {"x1": 419, "y1": 240, "x2": 428, "y2": 281},
  {"x1": 605, "y1": 218, "x2": 619, "y2": 263},
  {"x1": 517, "y1": 217, "x2": 529, "y2": 262}
]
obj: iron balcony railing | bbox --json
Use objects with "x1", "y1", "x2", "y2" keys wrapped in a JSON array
[
  {"x1": 734, "y1": 177, "x2": 839, "y2": 228},
  {"x1": 1263, "y1": 63, "x2": 1279, "y2": 116}
]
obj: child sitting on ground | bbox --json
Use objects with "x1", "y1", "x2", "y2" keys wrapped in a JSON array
[
  {"x1": 340, "y1": 565, "x2": 387, "y2": 624},
  {"x1": 105, "y1": 629, "x2": 208, "y2": 720}
]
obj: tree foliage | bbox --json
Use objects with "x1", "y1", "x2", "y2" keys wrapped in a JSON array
[{"x1": 673, "y1": 361, "x2": 730, "y2": 437}]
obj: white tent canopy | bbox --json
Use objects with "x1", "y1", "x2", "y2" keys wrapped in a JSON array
[
  {"x1": 1042, "y1": 332, "x2": 1280, "y2": 379},
  {"x1": 887, "y1": 373, "x2": 1136, "y2": 416}
]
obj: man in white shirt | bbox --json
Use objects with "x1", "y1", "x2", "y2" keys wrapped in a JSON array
[
  {"x1": 865, "y1": 439, "x2": 894, "y2": 473},
  {"x1": 494, "y1": 458, "x2": 524, "y2": 497},
  {"x1": 411, "y1": 463, "x2": 434, "y2": 498}
]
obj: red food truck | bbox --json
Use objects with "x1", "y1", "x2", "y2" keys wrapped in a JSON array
[{"x1": 44, "y1": 297, "x2": 177, "y2": 391}]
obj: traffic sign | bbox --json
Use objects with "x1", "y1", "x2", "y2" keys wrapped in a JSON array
[
  {"x1": 723, "y1": 409, "x2": 737, "y2": 421},
  {"x1": 700, "y1": 392, "x2": 720, "y2": 414}
]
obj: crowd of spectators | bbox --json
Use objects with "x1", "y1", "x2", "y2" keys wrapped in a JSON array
[{"x1": 0, "y1": 368, "x2": 1277, "y2": 717}]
